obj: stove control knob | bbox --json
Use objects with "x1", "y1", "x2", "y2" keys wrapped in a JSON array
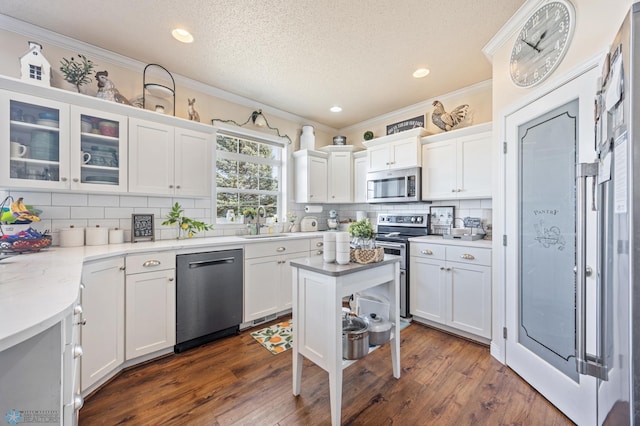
[
  {"x1": 410, "y1": 216, "x2": 416, "y2": 223},
  {"x1": 416, "y1": 216, "x2": 423, "y2": 223}
]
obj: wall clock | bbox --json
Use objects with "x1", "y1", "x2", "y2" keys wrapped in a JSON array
[{"x1": 510, "y1": 0, "x2": 575, "y2": 88}]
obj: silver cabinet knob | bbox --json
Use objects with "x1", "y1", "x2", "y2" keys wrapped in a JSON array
[
  {"x1": 169, "y1": 184, "x2": 174, "y2": 189},
  {"x1": 73, "y1": 178, "x2": 79, "y2": 182},
  {"x1": 421, "y1": 249, "x2": 433, "y2": 255},
  {"x1": 73, "y1": 305, "x2": 83, "y2": 315},
  {"x1": 316, "y1": 242, "x2": 323, "y2": 247},
  {"x1": 73, "y1": 394, "x2": 84, "y2": 410},
  {"x1": 61, "y1": 177, "x2": 68, "y2": 182},
  {"x1": 276, "y1": 247, "x2": 286, "y2": 252},
  {"x1": 73, "y1": 345, "x2": 84, "y2": 358}
]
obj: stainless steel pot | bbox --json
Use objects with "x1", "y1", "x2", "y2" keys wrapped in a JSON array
[
  {"x1": 365, "y1": 313, "x2": 392, "y2": 345},
  {"x1": 342, "y1": 314, "x2": 369, "y2": 360}
]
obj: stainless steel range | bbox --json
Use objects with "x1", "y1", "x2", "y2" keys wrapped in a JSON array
[{"x1": 375, "y1": 213, "x2": 430, "y2": 318}]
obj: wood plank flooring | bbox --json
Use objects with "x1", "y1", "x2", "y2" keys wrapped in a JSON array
[{"x1": 79, "y1": 320, "x2": 573, "y2": 425}]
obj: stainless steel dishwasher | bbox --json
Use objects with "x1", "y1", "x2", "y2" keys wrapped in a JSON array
[{"x1": 175, "y1": 249, "x2": 243, "y2": 353}]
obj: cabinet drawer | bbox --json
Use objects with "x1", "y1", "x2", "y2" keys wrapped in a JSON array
[
  {"x1": 126, "y1": 251, "x2": 176, "y2": 274},
  {"x1": 446, "y1": 246, "x2": 491, "y2": 266},
  {"x1": 244, "y1": 239, "x2": 309, "y2": 259},
  {"x1": 410, "y1": 242, "x2": 445, "y2": 260}
]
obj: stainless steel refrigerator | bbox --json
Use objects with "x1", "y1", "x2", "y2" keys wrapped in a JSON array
[{"x1": 585, "y1": 3, "x2": 640, "y2": 423}]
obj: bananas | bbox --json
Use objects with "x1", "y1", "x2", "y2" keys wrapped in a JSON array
[{"x1": 9, "y1": 197, "x2": 40, "y2": 223}]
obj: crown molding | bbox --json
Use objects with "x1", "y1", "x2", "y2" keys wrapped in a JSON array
[
  {"x1": 482, "y1": 0, "x2": 546, "y2": 62},
  {"x1": 338, "y1": 79, "x2": 492, "y2": 133},
  {"x1": 0, "y1": 14, "x2": 338, "y2": 134}
]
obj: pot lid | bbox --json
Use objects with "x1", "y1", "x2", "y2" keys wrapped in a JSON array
[{"x1": 365, "y1": 313, "x2": 392, "y2": 332}]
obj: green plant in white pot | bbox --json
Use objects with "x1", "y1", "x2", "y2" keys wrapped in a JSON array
[{"x1": 348, "y1": 218, "x2": 376, "y2": 249}]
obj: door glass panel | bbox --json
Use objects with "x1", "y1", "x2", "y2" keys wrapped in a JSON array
[
  {"x1": 79, "y1": 114, "x2": 120, "y2": 186},
  {"x1": 519, "y1": 99, "x2": 579, "y2": 381},
  {"x1": 9, "y1": 100, "x2": 60, "y2": 182}
]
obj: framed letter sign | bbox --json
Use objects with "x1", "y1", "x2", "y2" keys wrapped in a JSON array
[{"x1": 131, "y1": 214, "x2": 155, "y2": 242}]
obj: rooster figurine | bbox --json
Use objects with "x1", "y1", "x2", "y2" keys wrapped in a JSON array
[
  {"x1": 95, "y1": 70, "x2": 132, "y2": 105},
  {"x1": 431, "y1": 100, "x2": 469, "y2": 132}
]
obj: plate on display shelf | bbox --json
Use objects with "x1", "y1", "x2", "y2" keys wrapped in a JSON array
[{"x1": 144, "y1": 83, "x2": 174, "y2": 97}]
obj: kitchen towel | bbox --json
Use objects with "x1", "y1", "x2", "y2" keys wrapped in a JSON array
[{"x1": 304, "y1": 205, "x2": 323, "y2": 213}]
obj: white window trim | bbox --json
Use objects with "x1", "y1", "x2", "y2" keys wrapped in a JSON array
[{"x1": 214, "y1": 123, "x2": 290, "y2": 225}]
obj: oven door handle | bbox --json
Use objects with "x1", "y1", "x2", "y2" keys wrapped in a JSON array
[{"x1": 375, "y1": 241, "x2": 405, "y2": 250}]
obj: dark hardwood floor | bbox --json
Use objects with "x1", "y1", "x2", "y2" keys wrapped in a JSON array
[{"x1": 79, "y1": 320, "x2": 573, "y2": 425}]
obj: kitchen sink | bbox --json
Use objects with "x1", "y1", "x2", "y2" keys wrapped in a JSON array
[{"x1": 240, "y1": 234, "x2": 290, "y2": 239}]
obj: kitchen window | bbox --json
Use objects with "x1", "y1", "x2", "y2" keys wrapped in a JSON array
[{"x1": 215, "y1": 133, "x2": 282, "y2": 223}]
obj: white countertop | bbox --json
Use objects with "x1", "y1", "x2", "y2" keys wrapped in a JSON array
[{"x1": 0, "y1": 232, "x2": 322, "y2": 352}]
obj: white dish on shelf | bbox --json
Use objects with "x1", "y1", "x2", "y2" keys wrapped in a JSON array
[
  {"x1": 145, "y1": 83, "x2": 174, "y2": 97},
  {"x1": 36, "y1": 119, "x2": 59, "y2": 128}
]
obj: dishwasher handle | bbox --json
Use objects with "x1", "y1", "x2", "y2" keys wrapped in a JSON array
[{"x1": 188, "y1": 257, "x2": 236, "y2": 269}]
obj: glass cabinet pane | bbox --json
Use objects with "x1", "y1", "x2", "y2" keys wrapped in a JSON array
[
  {"x1": 79, "y1": 114, "x2": 121, "y2": 186},
  {"x1": 9, "y1": 99, "x2": 61, "y2": 182}
]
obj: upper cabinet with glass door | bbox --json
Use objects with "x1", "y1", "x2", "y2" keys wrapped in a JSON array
[
  {"x1": 1, "y1": 91, "x2": 70, "y2": 190},
  {"x1": 0, "y1": 91, "x2": 127, "y2": 192},
  {"x1": 70, "y1": 106, "x2": 127, "y2": 192}
]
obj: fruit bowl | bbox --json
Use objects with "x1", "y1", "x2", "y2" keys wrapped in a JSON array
[{"x1": 0, "y1": 228, "x2": 52, "y2": 254}]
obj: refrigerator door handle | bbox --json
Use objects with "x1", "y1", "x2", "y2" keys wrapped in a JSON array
[{"x1": 575, "y1": 162, "x2": 608, "y2": 380}]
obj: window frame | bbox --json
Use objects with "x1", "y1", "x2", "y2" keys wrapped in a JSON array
[{"x1": 214, "y1": 124, "x2": 289, "y2": 225}]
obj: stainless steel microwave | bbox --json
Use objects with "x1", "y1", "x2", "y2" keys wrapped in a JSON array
[{"x1": 366, "y1": 167, "x2": 421, "y2": 203}]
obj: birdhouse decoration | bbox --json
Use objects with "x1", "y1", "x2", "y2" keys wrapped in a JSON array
[{"x1": 19, "y1": 41, "x2": 51, "y2": 87}]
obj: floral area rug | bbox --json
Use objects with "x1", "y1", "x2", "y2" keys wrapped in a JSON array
[{"x1": 250, "y1": 320, "x2": 293, "y2": 354}]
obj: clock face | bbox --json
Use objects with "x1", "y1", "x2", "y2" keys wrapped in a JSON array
[{"x1": 510, "y1": 1, "x2": 575, "y2": 87}]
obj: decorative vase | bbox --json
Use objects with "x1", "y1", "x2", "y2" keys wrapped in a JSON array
[{"x1": 300, "y1": 125, "x2": 315, "y2": 150}]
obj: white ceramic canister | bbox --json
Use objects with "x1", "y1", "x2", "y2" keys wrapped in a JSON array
[
  {"x1": 300, "y1": 125, "x2": 315, "y2": 150},
  {"x1": 59, "y1": 226, "x2": 85, "y2": 247},
  {"x1": 85, "y1": 226, "x2": 109, "y2": 246},
  {"x1": 323, "y1": 231, "x2": 336, "y2": 263},
  {"x1": 109, "y1": 228, "x2": 124, "y2": 244}
]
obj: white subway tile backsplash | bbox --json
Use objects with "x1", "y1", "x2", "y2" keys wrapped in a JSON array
[
  {"x1": 481, "y1": 199, "x2": 493, "y2": 208},
  {"x1": 10, "y1": 191, "x2": 52, "y2": 205},
  {"x1": 88, "y1": 194, "x2": 120, "y2": 207},
  {"x1": 52, "y1": 193, "x2": 88, "y2": 206},
  {"x1": 173, "y1": 198, "x2": 195, "y2": 208},
  {"x1": 51, "y1": 219, "x2": 88, "y2": 231},
  {"x1": 119, "y1": 195, "x2": 148, "y2": 208},
  {"x1": 194, "y1": 198, "x2": 212, "y2": 209},
  {"x1": 459, "y1": 199, "x2": 482, "y2": 209},
  {"x1": 87, "y1": 219, "x2": 121, "y2": 229},
  {"x1": 70, "y1": 207, "x2": 105, "y2": 219},
  {"x1": 40, "y1": 206, "x2": 70, "y2": 220},
  {"x1": 134, "y1": 207, "x2": 162, "y2": 218},
  {"x1": 148, "y1": 197, "x2": 174, "y2": 208},
  {"x1": 105, "y1": 207, "x2": 135, "y2": 218}
]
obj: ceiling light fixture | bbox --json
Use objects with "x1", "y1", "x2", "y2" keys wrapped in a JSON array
[
  {"x1": 412, "y1": 68, "x2": 430, "y2": 78},
  {"x1": 171, "y1": 28, "x2": 194, "y2": 43},
  {"x1": 330, "y1": 106, "x2": 342, "y2": 113},
  {"x1": 211, "y1": 109, "x2": 292, "y2": 144}
]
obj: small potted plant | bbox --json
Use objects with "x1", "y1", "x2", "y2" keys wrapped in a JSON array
[
  {"x1": 348, "y1": 218, "x2": 383, "y2": 264},
  {"x1": 162, "y1": 202, "x2": 214, "y2": 239},
  {"x1": 60, "y1": 54, "x2": 95, "y2": 93}
]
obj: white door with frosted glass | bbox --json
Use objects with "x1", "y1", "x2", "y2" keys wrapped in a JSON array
[{"x1": 504, "y1": 67, "x2": 599, "y2": 425}]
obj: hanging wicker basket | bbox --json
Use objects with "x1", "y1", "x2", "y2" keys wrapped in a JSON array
[{"x1": 350, "y1": 247, "x2": 384, "y2": 264}]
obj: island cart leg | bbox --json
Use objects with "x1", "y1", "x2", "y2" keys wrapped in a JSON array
[{"x1": 292, "y1": 267, "x2": 302, "y2": 396}]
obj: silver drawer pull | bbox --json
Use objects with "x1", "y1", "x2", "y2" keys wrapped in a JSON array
[
  {"x1": 421, "y1": 249, "x2": 433, "y2": 255},
  {"x1": 460, "y1": 254, "x2": 475, "y2": 260},
  {"x1": 276, "y1": 247, "x2": 286, "y2": 252},
  {"x1": 143, "y1": 260, "x2": 161, "y2": 267},
  {"x1": 316, "y1": 250, "x2": 323, "y2": 255},
  {"x1": 316, "y1": 242, "x2": 323, "y2": 247}
]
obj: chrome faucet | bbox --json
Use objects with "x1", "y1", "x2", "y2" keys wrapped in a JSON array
[{"x1": 256, "y1": 205, "x2": 266, "y2": 234}]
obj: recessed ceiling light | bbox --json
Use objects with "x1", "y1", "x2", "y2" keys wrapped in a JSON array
[
  {"x1": 330, "y1": 106, "x2": 342, "y2": 113},
  {"x1": 412, "y1": 68, "x2": 430, "y2": 78},
  {"x1": 172, "y1": 28, "x2": 194, "y2": 43}
]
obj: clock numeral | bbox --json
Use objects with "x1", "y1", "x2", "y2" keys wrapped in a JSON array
[
  {"x1": 515, "y1": 43, "x2": 522, "y2": 54},
  {"x1": 546, "y1": 57, "x2": 552, "y2": 69},
  {"x1": 555, "y1": 9, "x2": 561, "y2": 21},
  {"x1": 532, "y1": 15, "x2": 539, "y2": 26},
  {"x1": 555, "y1": 39, "x2": 561, "y2": 50},
  {"x1": 534, "y1": 70, "x2": 539, "y2": 80},
  {"x1": 559, "y1": 21, "x2": 566, "y2": 33}
]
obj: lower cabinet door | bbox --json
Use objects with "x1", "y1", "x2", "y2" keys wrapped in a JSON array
[
  {"x1": 244, "y1": 256, "x2": 280, "y2": 322},
  {"x1": 125, "y1": 269, "x2": 176, "y2": 359},
  {"x1": 409, "y1": 256, "x2": 447, "y2": 324},
  {"x1": 447, "y1": 262, "x2": 492, "y2": 338},
  {"x1": 80, "y1": 257, "x2": 125, "y2": 392}
]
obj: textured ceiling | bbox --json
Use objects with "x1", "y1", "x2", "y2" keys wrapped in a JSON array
[{"x1": 0, "y1": 0, "x2": 524, "y2": 129}]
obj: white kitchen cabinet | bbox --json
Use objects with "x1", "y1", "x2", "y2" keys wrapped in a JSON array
[
  {"x1": 1, "y1": 90, "x2": 70, "y2": 190},
  {"x1": 293, "y1": 149, "x2": 328, "y2": 203},
  {"x1": 244, "y1": 238, "x2": 309, "y2": 322},
  {"x1": 421, "y1": 123, "x2": 492, "y2": 200},
  {"x1": 125, "y1": 251, "x2": 176, "y2": 360},
  {"x1": 363, "y1": 128, "x2": 427, "y2": 172},
  {"x1": 1, "y1": 91, "x2": 129, "y2": 193},
  {"x1": 353, "y1": 151, "x2": 368, "y2": 203},
  {"x1": 80, "y1": 257, "x2": 125, "y2": 393},
  {"x1": 70, "y1": 106, "x2": 128, "y2": 192},
  {"x1": 128, "y1": 117, "x2": 213, "y2": 197},
  {"x1": 410, "y1": 241, "x2": 491, "y2": 340},
  {"x1": 327, "y1": 150, "x2": 352, "y2": 202}
]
